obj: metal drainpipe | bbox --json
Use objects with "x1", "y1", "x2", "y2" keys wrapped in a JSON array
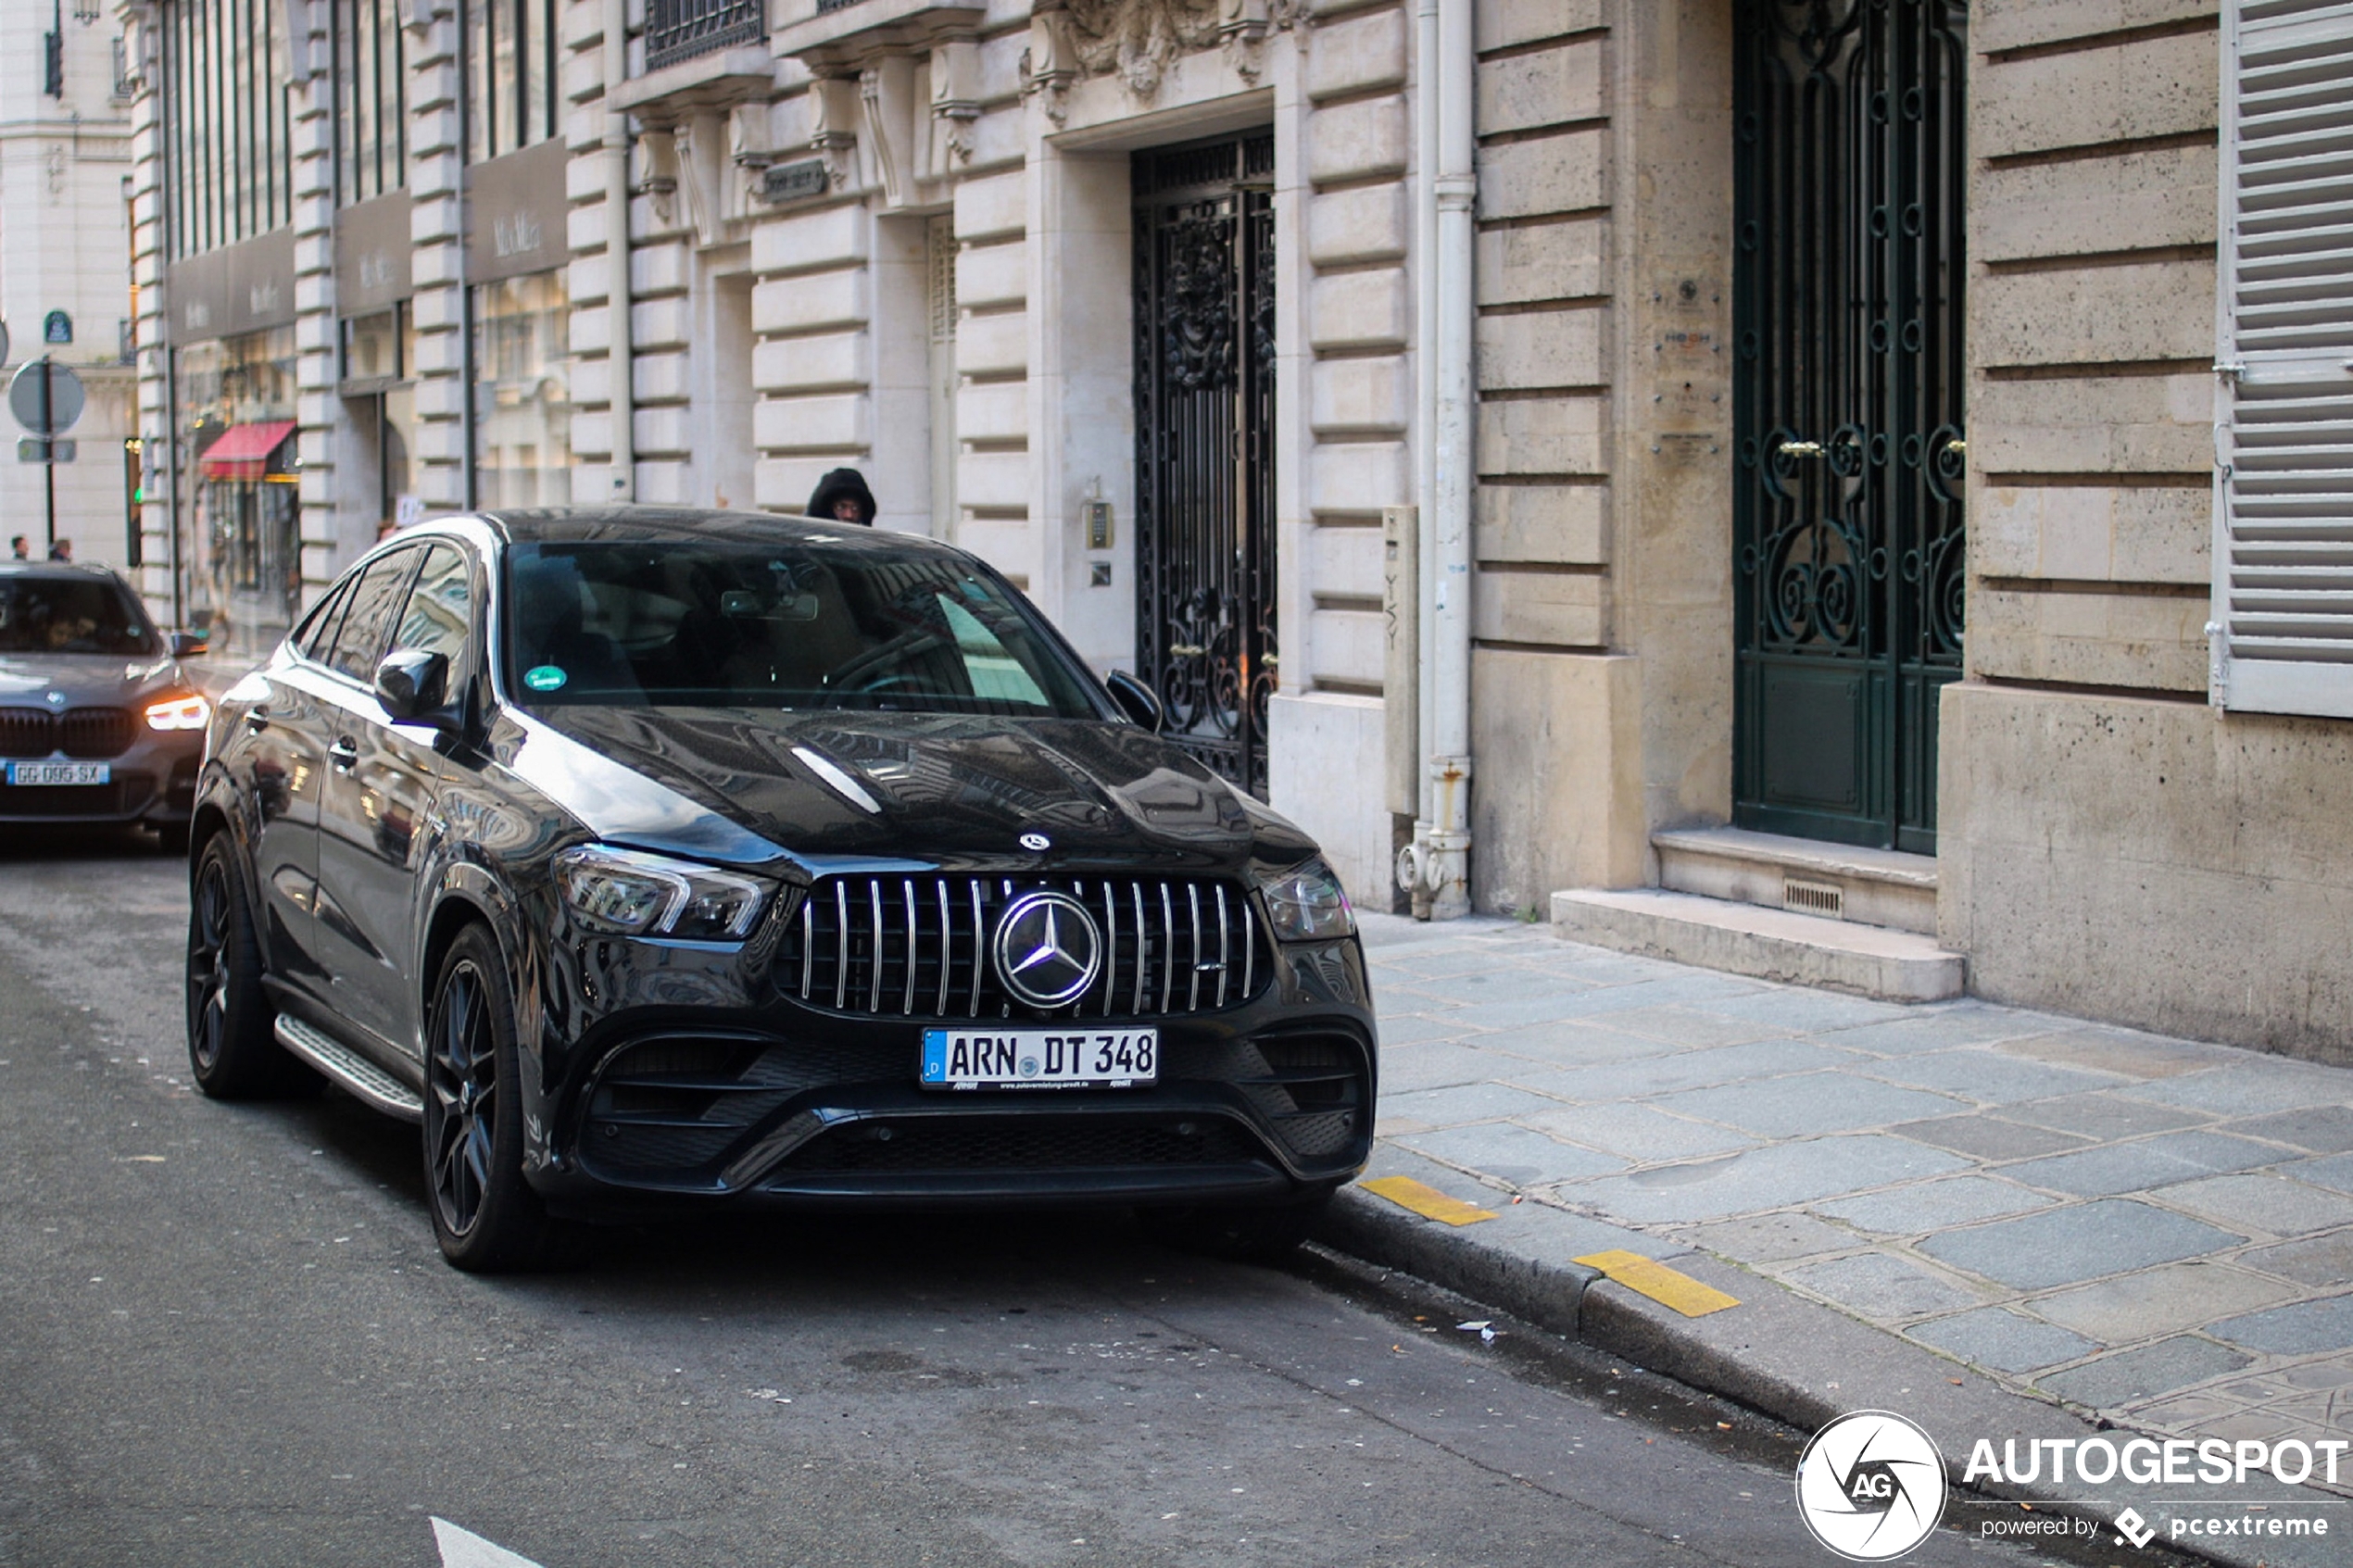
[
  {"x1": 1404, "y1": 0, "x2": 1439, "y2": 920},
  {"x1": 1419, "y1": 0, "x2": 1475, "y2": 920},
  {"x1": 603, "y1": 0, "x2": 635, "y2": 502}
]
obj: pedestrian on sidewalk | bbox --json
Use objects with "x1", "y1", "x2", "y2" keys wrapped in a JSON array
[
  {"x1": 8, "y1": 535, "x2": 27, "y2": 559},
  {"x1": 46, "y1": 539, "x2": 71, "y2": 562},
  {"x1": 805, "y1": 469, "x2": 877, "y2": 527}
]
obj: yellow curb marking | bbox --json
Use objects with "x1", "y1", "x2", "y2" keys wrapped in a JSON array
[
  {"x1": 1362, "y1": 1175, "x2": 1498, "y2": 1226},
  {"x1": 1575, "y1": 1249, "x2": 1741, "y2": 1318}
]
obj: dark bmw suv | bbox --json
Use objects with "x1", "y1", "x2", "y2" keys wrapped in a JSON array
[
  {"x1": 188, "y1": 508, "x2": 1375, "y2": 1271},
  {"x1": 1, "y1": 560, "x2": 208, "y2": 843}
]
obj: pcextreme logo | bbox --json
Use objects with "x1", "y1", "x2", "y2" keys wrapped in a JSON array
[{"x1": 1794, "y1": 1411, "x2": 1949, "y2": 1561}]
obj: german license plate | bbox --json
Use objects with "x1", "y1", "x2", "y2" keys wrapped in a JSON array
[
  {"x1": 6, "y1": 761, "x2": 108, "y2": 786},
  {"x1": 921, "y1": 1027, "x2": 1160, "y2": 1090}
]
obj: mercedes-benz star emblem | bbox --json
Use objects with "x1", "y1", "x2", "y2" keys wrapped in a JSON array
[
  {"x1": 991, "y1": 890, "x2": 1102, "y2": 1009},
  {"x1": 1019, "y1": 831, "x2": 1051, "y2": 852}
]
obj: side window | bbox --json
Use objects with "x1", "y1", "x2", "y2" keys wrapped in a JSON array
[
  {"x1": 392, "y1": 545, "x2": 475, "y2": 670},
  {"x1": 295, "y1": 578, "x2": 352, "y2": 664},
  {"x1": 328, "y1": 550, "x2": 421, "y2": 684}
]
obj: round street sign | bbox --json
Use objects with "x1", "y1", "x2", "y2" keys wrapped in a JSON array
[{"x1": 9, "y1": 358, "x2": 84, "y2": 437}]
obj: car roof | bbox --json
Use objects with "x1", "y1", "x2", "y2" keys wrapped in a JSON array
[
  {"x1": 471, "y1": 505, "x2": 959, "y2": 557},
  {"x1": 0, "y1": 560, "x2": 135, "y2": 585}
]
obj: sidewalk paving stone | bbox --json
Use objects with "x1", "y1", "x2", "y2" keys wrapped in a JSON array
[
  {"x1": 1397, "y1": 1123, "x2": 1625, "y2": 1187},
  {"x1": 1655, "y1": 1072, "x2": 1968, "y2": 1137},
  {"x1": 1374, "y1": 1081, "x2": 1568, "y2": 1132},
  {"x1": 1916, "y1": 1198, "x2": 2247, "y2": 1290},
  {"x1": 1555, "y1": 1134, "x2": 1971, "y2": 1225},
  {"x1": 1810, "y1": 1008, "x2": 2059, "y2": 1056},
  {"x1": 2225, "y1": 1105, "x2": 2353, "y2": 1154},
  {"x1": 2121, "y1": 1065, "x2": 2353, "y2": 1119},
  {"x1": 1991, "y1": 1027, "x2": 2231, "y2": 1080},
  {"x1": 1892, "y1": 1113, "x2": 2092, "y2": 1161},
  {"x1": 1571, "y1": 1004, "x2": 1797, "y2": 1048},
  {"x1": 2041, "y1": 1336, "x2": 2255, "y2": 1409},
  {"x1": 1454, "y1": 1019, "x2": 1689, "y2": 1068},
  {"x1": 1374, "y1": 1042, "x2": 1533, "y2": 1094},
  {"x1": 1781, "y1": 1251, "x2": 1992, "y2": 1321},
  {"x1": 2030, "y1": 1262, "x2": 2302, "y2": 1343},
  {"x1": 2282, "y1": 1151, "x2": 2353, "y2": 1195},
  {"x1": 2241, "y1": 1232, "x2": 2353, "y2": 1287},
  {"x1": 1907, "y1": 1307, "x2": 2101, "y2": 1375},
  {"x1": 1671, "y1": 1211, "x2": 1856, "y2": 1263},
  {"x1": 2001, "y1": 1131, "x2": 2286, "y2": 1198},
  {"x1": 1856, "y1": 1048, "x2": 2129, "y2": 1105},
  {"x1": 1813, "y1": 1174, "x2": 2054, "y2": 1234},
  {"x1": 2208, "y1": 1293, "x2": 2353, "y2": 1356},
  {"x1": 1996, "y1": 1092, "x2": 2214, "y2": 1140},
  {"x1": 2151, "y1": 1173, "x2": 2353, "y2": 1237},
  {"x1": 1518, "y1": 1103, "x2": 1758, "y2": 1163},
  {"x1": 1681, "y1": 986, "x2": 1909, "y2": 1033}
]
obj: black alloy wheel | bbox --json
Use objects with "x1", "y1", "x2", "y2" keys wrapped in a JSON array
[
  {"x1": 423, "y1": 924, "x2": 579, "y2": 1273},
  {"x1": 184, "y1": 835, "x2": 318, "y2": 1099}
]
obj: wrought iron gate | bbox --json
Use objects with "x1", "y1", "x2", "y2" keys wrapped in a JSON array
[
  {"x1": 1733, "y1": 0, "x2": 1966, "y2": 853},
  {"x1": 1132, "y1": 132, "x2": 1277, "y2": 796}
]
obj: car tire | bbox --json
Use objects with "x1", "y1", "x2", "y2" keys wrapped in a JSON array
[
  {"x1": 185, "y1": 835, "x2": 321, "y2": 1099},
  {"x1": 1139, "y1": 1190, "x2": 1335, "y2": 1262},
  {"x1": 423, "y1": 924, "x2": 585, "y2": 1273}
]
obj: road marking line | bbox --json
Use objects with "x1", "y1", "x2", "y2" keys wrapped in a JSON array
[
  {"x1": 432, "y1": 1517, "x2": 547, "y2": 1568},
  {"x1": 1574, "y1": 1249, "x2": 1740, "y2": 1317},
  {"x1": 1362, "y1": 1175, "x2": 1497, "y2": 1226}
]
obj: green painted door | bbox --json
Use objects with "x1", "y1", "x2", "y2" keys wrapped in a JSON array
[{"x1": 1732, "y1": 0, "x2": 1967, "y2": 854}]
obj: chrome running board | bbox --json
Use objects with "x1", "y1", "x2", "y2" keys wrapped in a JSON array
[{"x1": 274, "y1": 1015, "x2": 424, "y2": 1123}]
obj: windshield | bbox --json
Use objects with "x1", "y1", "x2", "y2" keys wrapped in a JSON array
[
  {"x1": 0, "y1": 576, "x2": 158, "y2": 656},
  {"x1": 501, "y1": 539, "x2": 1108, "y2": 720}
]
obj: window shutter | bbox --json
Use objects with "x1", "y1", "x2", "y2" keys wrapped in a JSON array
[{"x1": 2215, "y1": 0, "x2": 2353, "y2": 717}]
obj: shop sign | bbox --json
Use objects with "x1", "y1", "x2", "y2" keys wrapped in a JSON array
[
  {"x1": 466, "y1": 140, "x2": 572, "y2": 284},
  {"x1": 165, "y1": 230, "x2": 298, "y2": 345},
  {"x1": 335, "y1": 192, "x2": 415, "y2": 314}
]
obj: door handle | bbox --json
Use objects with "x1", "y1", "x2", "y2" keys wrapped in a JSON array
[
  {"x1": 328, "y1": 737, "x2": 359, "y2": 770},
  {"x1": 244, "y1": 708, "x2": 271, "y2": 734},
  {"x1": 1777, "y1": 439, "x2": 1826, "y2": 459}
]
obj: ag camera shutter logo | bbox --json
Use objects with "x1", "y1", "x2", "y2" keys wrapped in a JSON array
[{"x1": 1795, "y1": 1411, "x2": 1948, "y2": 1561}]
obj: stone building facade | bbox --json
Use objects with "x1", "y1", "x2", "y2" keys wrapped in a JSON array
[
  {"x1": 116, "y1": 0, "x2": 2353, "y2": 1060},
  {"x1": 1, "y1": 6, "x2": 137, "y2": 568}
]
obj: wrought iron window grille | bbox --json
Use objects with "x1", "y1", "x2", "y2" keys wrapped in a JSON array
[{"x1": 643, "y1": 0, "x2": 767, "y2": 72}]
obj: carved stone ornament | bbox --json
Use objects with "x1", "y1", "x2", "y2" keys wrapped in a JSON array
[{"x1": 1038, "y1": 0, "x2": 1221, "y2": 102}]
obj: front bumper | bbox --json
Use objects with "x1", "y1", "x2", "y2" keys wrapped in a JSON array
[
  {"x1": 522, "y1": 921, "x2": 1378, "y2": 1216},
  {"x1": 0, "y1": 731, "x2": 203, "y2": 826}
]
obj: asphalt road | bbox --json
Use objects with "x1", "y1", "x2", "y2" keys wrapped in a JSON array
[{"x1": 0, "y1": 827, "x2": 2107, "y2": 1568}]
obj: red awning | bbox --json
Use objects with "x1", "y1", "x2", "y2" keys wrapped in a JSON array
[{"x1": 197, "y1": 420, "x2": 297, "y2": 482}]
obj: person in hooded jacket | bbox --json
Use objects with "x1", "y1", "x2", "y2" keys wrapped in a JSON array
[{"x1": 806, "y1": 468, "x2": 877, "y2": 526}]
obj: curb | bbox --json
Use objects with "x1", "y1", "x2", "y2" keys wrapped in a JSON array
[{"x1": 1315, "y1": 1185, "x2": 2346, "y2": 1568}]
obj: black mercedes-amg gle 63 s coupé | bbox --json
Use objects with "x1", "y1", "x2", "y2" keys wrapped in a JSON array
[{"x1": 187, "y1": 508, "x2": 1375, "y2": 1271}]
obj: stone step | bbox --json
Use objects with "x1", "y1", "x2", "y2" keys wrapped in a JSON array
[
  {"x1": 1652, "y1": 826, "x2": 1939, "y2": 936},
  {"x1": 1549, "y1": 887, "x2": 1966, "y2": 1003}
]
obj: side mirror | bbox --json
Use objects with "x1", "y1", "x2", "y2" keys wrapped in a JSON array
[
  {"x1": 374, "y1": 648, "x2": 452, "y2": 724},
  {"x1": 1105, "y1": 670, "x2": 1164, "y2": 733},
  {"x1": 169, "y1": 630, "x2": 208, "y2": 659}
]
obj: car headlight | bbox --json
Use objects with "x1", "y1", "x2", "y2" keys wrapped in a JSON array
[
  {"x1": 145, "y1": 692, "x2": 211, "y2": 732},
  {"x1": 1257, "y1": 858, "x2": 1356, "y2": 942},
  {"x1": 552, "y1": 846, "x2": 768, "y2": 941}
]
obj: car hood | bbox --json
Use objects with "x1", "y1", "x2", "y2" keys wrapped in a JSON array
[
  {"x1": 0, "y1": 652, "x2": 186, "y2": 708},
  {"x1": 504, "y1": 705, "x2": 1318, "y2": 874}
]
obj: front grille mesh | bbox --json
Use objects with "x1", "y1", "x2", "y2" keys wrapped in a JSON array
[
  {"x1": 0, "y1": 707, "x2": 135, "y2": 759},
  {"x1": 776, "y1": 873, "x2": 1265, "y2": 1020}
]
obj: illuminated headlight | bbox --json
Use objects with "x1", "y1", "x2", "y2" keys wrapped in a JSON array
[
  {"x1": 552, "y1": 846, "x2": 768, "y2": 941},
  {"x1": 144, "y1": 693, "x2": 211, "y2": 731},
  {"x1": 1257, "y1": 859, "x2": 1356, "y2": 942}
]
